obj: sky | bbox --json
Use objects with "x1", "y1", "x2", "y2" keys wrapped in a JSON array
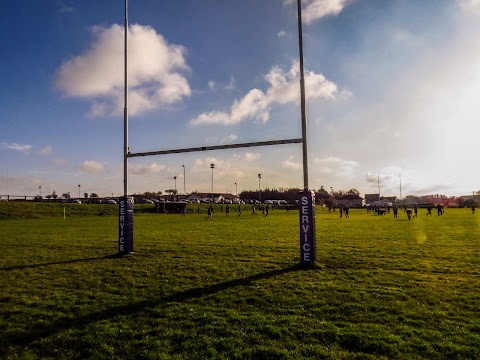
[{"x1": 1, "y1": 0, "x2": 479, "y2": 199}]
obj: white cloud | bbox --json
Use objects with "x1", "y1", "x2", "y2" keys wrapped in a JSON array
[
  {"x1": 1, "y1": 142, "x2": 32, "y2": 155},
  {"x1": 190, "y1": 111, "x2": 231, "y2": 126},
  {"x1": 314, "y1": 156, "x2": 358, "y2": 176},
  {"x1": 55, "y1": 24, "x2": 191, "y2": 117},
  {"x1": 208, "y1": 80, "x2": 216, "y2": 90},
  {"x1": 364, "y1": 167, "x2": 445, "y2": 197},
  {"x1": 234, "y1": 152, "x2": 261, "y2": 161},
  {"x1": 192, "y1": 157, "x2": 224, "y2": 172},
  {"x1": 52, "y1": 157, "x2": 68, "y2": 167},
  {"x1": 303, "y1": 0, "x2": 351, "y2": 24},
  {"x1": 282, "y1": 156, "x2": 301, "y2": 170},
  {"x1": 190, "y1": 89, "x2": 269, "y2": 126},
  {"x1": 284, "y1": 0, "x2": 351, "y2": 24},
  {"x1": 80, "y1": 160, "x2": 105, "y2": 174},
  {"x1": 266, "y1": 61, "x2": 342, "y2": 104},
  {"x1": 365, "y1": 167, "x2": 402, "y2": 187},
  {"x1": 457, "y1": 0, "x2": 480, "y2": 12},
  {"x1": 277, "y1": 30, "x2": 287, "y2": 38},
  {"x1": 220, "y1": 134, "x2": 238, "y2": 144},
  {"x1": 38, "y1": 145, "x2": 53, "y2": 156},
  {"x1": 244, "y1": 153, "x2": 261, "y2": 161},
  {"x1": 190, "y1": 62, "x2": 347, "y2": 126},
  {"x1": 129, "y1": 163, "x2": 166, "y2": 175},
  {"x1": 230, "y1": 89, "x2": 269, "y2": 123}
]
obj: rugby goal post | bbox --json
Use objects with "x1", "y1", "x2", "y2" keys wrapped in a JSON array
[{"x1": 119, "y1": 0, "x2": 316, "y2": 265}]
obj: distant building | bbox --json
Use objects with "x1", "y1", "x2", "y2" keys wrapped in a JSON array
[
  {"x1": 364, "y1": 194, "x2": 380, "y2": 204},
  {"x1": 185, "y1": 193, "x2": 227, "y2": 203},
  {"x1": 366, "y1": 195, "x2": 396, "y2": 206},
  {"x1": 335, "y1": 193, "x2": 363, "y2": 207},
  {"x1": 185, "y1": 193, "x2": 203, "y2": 203},
  {"x1": 222, "y1": 193, "x2": 237, "y2": 202}
]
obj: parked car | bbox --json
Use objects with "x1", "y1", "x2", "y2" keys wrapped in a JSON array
[
  {"x1": 87, "y1": 198, "x2": 103, "y2": 204},
  {"x1": 105, "y1": 199, "x2": 117, "y2": 204},
  {"x1": 64, "y1": 198, "x2": 81, "y2": 204}
]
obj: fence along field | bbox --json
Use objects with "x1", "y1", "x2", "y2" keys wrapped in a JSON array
[{"x1": 0, "y1": 203, "x2": 479, "y2": 359}]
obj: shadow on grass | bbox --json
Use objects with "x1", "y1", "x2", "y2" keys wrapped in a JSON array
[
  {"x1": 1, "y1": 263, "x2": 319, "y2": 351},
  {"x1": 0, "y1": 253, "x2": 121, "y2": 271}
]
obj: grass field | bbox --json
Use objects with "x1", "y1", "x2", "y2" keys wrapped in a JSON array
[{"x1": 1, "y1": 203, "x2": 479, "y2": 359}]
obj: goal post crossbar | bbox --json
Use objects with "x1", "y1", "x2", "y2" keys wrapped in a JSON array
[{"x1": 127, "y1": 138, "x2": 303, "y2": 158}]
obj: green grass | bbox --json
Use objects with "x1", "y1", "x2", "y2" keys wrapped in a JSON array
[
  {"x1": 1, "y1": 204, "x2": 479, "y2": 359},
  {"x1": 0, "y1": 201, "x2": 121, "y2": 219}
]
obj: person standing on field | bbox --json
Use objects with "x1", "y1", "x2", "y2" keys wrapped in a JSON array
[
  {"x1": 393, "y1": 204, "x2": 398, "y2": 218},
  {"x1": 437, "y1": 204, "x2": 443, "y2": 216},
  {"x1": 226, "y1": 204, "x2": 230, "y2": 216},
  {"x1": 472, "y1": 204, "x2": 476, "y2": 214},
  {"x1": 205, "y1": 205, "x2": 213, "y2": 220},
  {"x1": 426, "y1": 205, "x2": 432, "y2": 216},
  {"x1": 406, "y1": 208, "x2": 413, "y2": 220}
]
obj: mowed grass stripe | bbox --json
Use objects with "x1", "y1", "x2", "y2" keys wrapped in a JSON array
[{"x1": 1, "y1": 206, "x2": 479, "y2": 359}]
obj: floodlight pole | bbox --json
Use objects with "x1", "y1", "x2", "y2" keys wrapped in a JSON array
[
  {"x1": 258, "y1": 174, "x2": 261, "y2": 203},
  {"x1": 210, "y1": 164, "x2": 215, "y2": 203},
  {"x1": 378, "y1": 174, "x2": 380, "y2": 198},
  {"x1": 182, "y1": 165, "x2": 186, "y2": 194}
]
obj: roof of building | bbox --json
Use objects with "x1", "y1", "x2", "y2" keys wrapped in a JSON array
[
  {"x1": 337, "y1": 194, "x2": 363, "y2": 200},
  {"x1": 186, "y1": 193, "x2": 228, "y2": 199}
]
